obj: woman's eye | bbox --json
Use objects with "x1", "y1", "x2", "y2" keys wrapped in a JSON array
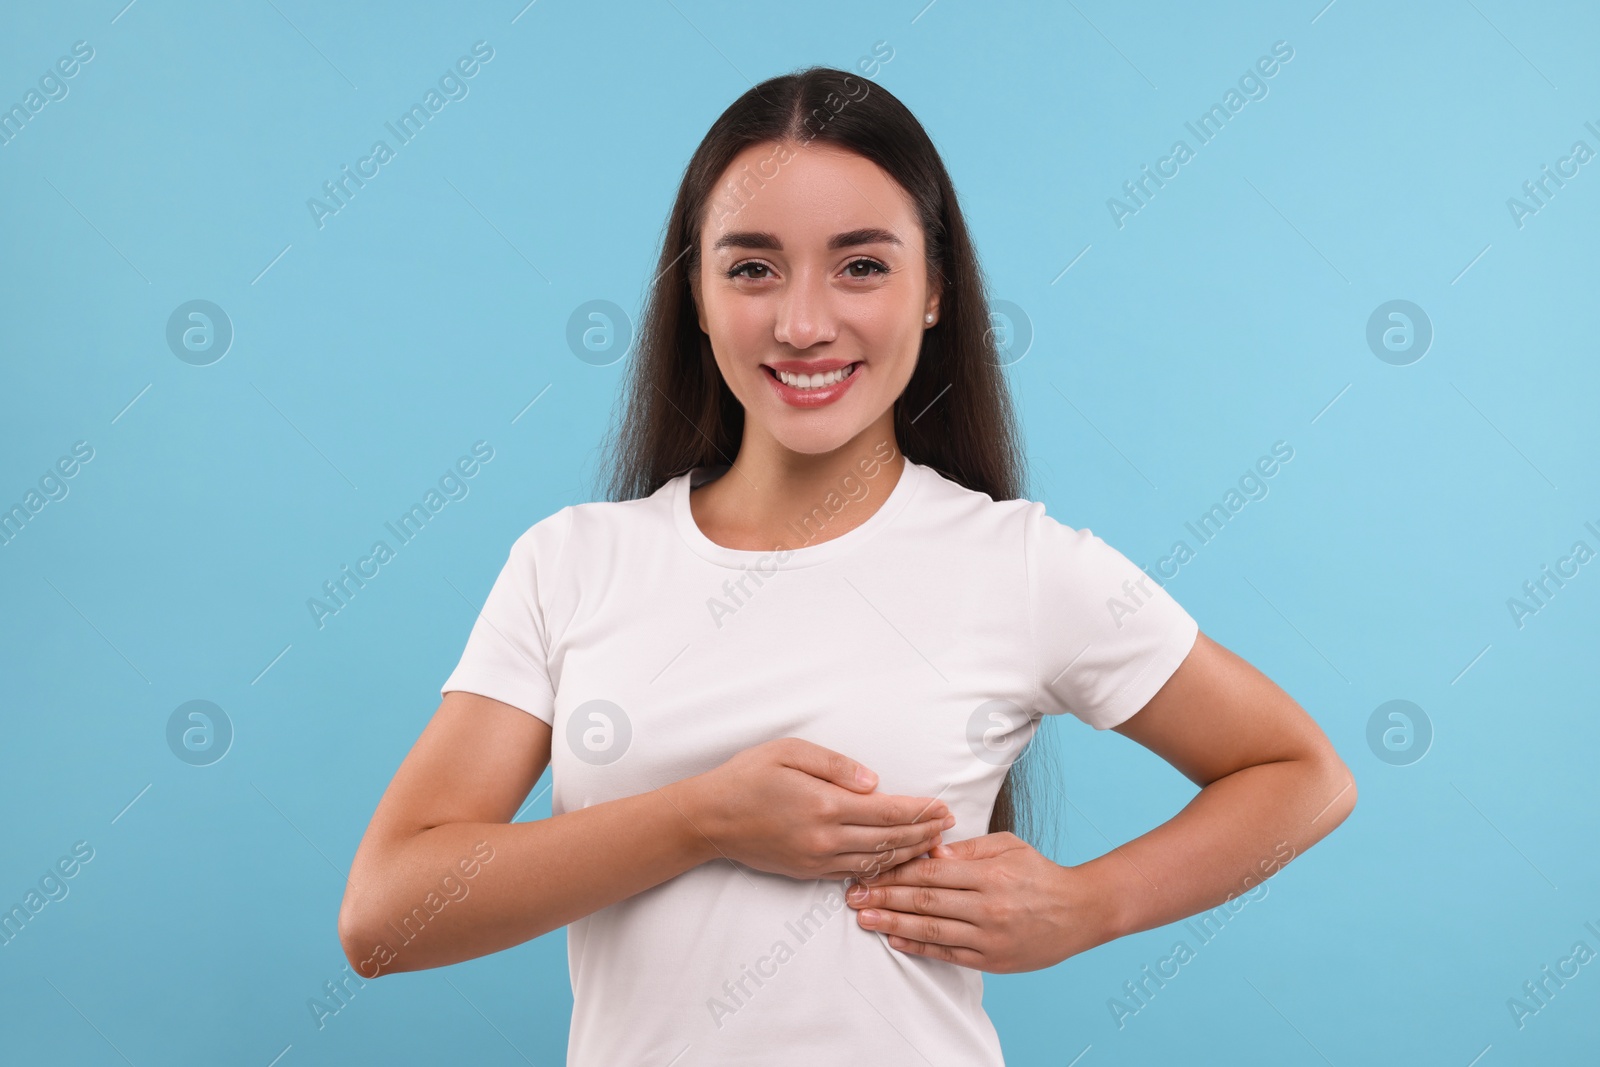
[{"x1": 726, "y1": 259, "x2": 890, "y2": 281}]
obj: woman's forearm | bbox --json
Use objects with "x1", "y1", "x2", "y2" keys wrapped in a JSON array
[
  {"x1": 339, "y1": 777, "x2": 717, "y2": 977},
  {"x1": 1078, "y1": 754, "x2": 1356, "y2": 949}
]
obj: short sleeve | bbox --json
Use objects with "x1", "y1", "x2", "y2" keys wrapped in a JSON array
[
  {"x1": 438, "y1": 507, "x2": 572, "y2": 725},
  {"x1": 1024, "y1": 502, "x2": 1199, "y2": 730}
]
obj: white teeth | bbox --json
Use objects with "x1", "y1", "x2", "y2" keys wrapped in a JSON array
[{"x1": 776, "y1": 364, "x2": 856, "y2": 390}]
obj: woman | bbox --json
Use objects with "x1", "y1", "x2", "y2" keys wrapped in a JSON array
[{"x1": 339, "y1": 66, "x2": 1356, "y2": 1064}]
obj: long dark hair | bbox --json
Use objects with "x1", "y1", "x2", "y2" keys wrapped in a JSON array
[{"x1": 597, "y1": 65, "x2": 1056, "y2": 847}]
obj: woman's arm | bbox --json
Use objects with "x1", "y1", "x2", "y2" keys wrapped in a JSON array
[
  {"x1": 844, "y1": 630, "x2": 1357, "y2": 971},
  {"x1": 1088, "y1": 630, "x2": 1357, "y2": 943},
  {"x1": 339, "y1": 692, "x2": 955, "y2": 976},
  {"x1": 337, "y1": 691, "x2": 717, "y2": 976}
]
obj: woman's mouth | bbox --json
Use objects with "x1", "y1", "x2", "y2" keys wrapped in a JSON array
[{"x1": 761, "y1": 361, "x2": 862, "y2": 408}]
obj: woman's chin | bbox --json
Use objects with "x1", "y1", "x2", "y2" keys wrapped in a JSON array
[{"x1": 766, "y1": 419, "x2": 869, "y2": 457}]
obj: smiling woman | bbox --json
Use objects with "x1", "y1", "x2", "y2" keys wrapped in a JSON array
[{"x1": 339, "y1": 65, "x2": 1356, "y2": 1066}]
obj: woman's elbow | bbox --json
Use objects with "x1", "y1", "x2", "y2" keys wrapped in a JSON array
[
  {"x1": 337, "y1": 882, "x2": 391, "y2": 979},
  {"x1": 337, "y1": 894, "x2": 368, "y2": 973},
  {"x1": 1308, "y1": 743, "x2": 1357, "y2": 831}
]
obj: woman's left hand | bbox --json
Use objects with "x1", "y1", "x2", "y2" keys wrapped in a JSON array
[{"x1": 844, "y1": 831, "x2": 1120, "y2": 973}]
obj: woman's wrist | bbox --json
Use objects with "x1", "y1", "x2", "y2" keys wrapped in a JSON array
[
  {"x1": 1054, "y1": 853, "x2": 1138, "y2": 962},
  {"x1": 656, "y1": 774, "x2": 722, "y2": 868}
]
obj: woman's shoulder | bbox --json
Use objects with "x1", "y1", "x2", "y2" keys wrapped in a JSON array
[
  {"x1": 911, "y1": 461, "x2": 1048, "y2": 532},
  {"x1": 505, "y1": 477, "x2": 681, "y2": 561},
  {"x1": 913, "y1": 463, "x2": 1135, "y2": 574}
]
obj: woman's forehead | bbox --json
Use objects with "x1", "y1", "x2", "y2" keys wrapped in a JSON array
[{"x1": 703, "y1": 151, "x2": 920, "y2": 252}]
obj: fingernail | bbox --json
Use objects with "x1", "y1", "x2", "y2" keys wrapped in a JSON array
[
  {"x1": 943, "y1": 816, "x2": 956, "y2": 829},
  {"x1": 856, "y1": 769, "x2": 877, "y2": 788},
  {"x1": 860, "y1": 910, "x2": 880, "y2": 924},
  {"x1": 847, "y1": 885, "x2": 868, "y2": 903}
]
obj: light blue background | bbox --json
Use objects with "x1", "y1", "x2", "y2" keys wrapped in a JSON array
[{"x1": 3, "y1": 1, "x2": 1597, "y2": 1064}]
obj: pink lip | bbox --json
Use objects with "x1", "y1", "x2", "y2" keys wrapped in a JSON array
[
  {"x1": 762, "y1": 361, "x2": 862, "y2": 408},
  {"x1": 763, "y1": 358, "x2": 858, "y2": 374}
]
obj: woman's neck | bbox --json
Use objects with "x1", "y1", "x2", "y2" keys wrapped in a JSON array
[{"x1": 687, "y1": 435, "x2": 905, "y2": 552}]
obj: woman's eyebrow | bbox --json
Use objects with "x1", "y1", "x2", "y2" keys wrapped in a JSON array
[{"x1": 711, "y1": 227, "x2": 902, "y2": 252}]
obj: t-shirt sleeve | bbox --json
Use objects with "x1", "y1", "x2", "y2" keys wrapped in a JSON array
[
  {"x1": 1024, "y1": 501, "x2": 1199, "y2": 730},
  {"x1": 438, "y1": 507, "x2": 572, "y2": 726}
]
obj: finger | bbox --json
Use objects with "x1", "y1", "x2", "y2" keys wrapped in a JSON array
[
  {"x1": 837, "y1": 814, "x2": 954, "y2": 857},
  {"x1": 823, "y1": 852, "x2": 915, "y2": 880},
  {"x1": 924, "y1": 832, "x2": 1019, "y2": 862},
  {"x1": 855, "y1": 902, "x2": 985, "y2": 954},
  {"x1": 779, "y1": 737, "x2": 881, "y2": 794},
  {"x1": 859, "y1": 853, "x2": 986, "y2": 890},
  {"x1": 836, "y1": 791, "x2": 952, "y2": 827},
  {"x1": 880, "y1": 932, "x2": 987, "y2": 969},
  {"x1": 846, "y1": 882, "x2": 983, "y2": 924},
  {"x1": 832, "y1": 833, "x2": 945, "y2": 881}
]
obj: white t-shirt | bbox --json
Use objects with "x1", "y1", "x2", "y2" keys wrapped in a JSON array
[{"x1": 440, "y1": 455, "x2": 1199, "y2": 1065}]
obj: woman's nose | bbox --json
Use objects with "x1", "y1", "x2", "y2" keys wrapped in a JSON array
[{"x1": 772, "y1": 278, "x2": 837, "y2": 349}]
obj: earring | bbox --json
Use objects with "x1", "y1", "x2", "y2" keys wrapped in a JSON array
[{"x1": 924, "y1": 313, "x2": 934, "y2": 324}]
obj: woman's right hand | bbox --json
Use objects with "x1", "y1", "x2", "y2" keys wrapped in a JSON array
[{"x1": 685, "y1": 737, "x2": 957, "y2": 882}]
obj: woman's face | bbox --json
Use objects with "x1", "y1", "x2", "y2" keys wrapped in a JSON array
[{"x1": 692, "y1": 139, "x2": 939, "y2": 459}]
